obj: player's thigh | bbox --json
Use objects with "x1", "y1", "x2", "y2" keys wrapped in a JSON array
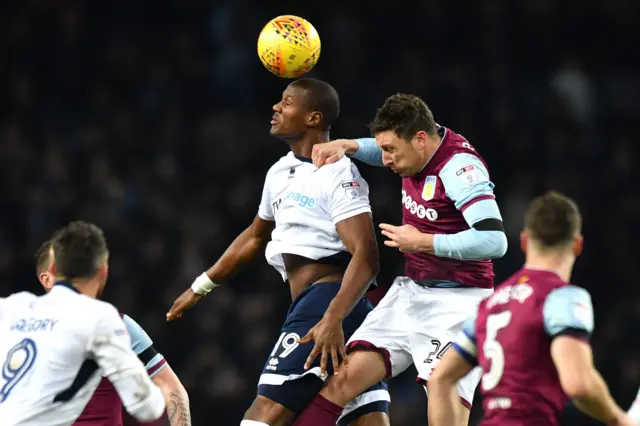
[
  {"x1": 243, "y1": 394, "x2": 297, "y2": 426},
  {"x1": 411, "y1": 287, "x2": 491, "y2": 406},
  {"x1": 346, "y1": 279, "x2": 414, "y2": 378},
  {"x1": 336, "y1": 379, "x2": 390, "y2": 426}
]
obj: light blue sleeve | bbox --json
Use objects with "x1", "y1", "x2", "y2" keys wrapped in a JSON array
[
  {"x1": 351, "y1": 138, "x2": 384, "y2": 167},
  {"x1": 122, "y1": 314, "x2": 167, "y2": 378},
  {"x1": 452, "y1": 308, "x2": 478, "y2": 365},
  {"x1": 543, "y1": 286, "x2": 594, "y2": 338},
  {"x1": 433, "y1": 153, "x2": 507, "y2": 260},
  {"x1": 439, "y1": 153, "x2": 499, "y2": 213},
  {"x1": 433, "y1": 228, "x2": 507, "y2": 260}
]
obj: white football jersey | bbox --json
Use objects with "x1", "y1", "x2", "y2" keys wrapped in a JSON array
[
  {"x1": 0, "y1": 284, "x2": 165, "y2": 426},
  {"x1": 258, "y1": 152, "x2": 371, "y2": 280}
]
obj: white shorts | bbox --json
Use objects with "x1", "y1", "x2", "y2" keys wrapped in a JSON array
[{"x1": 346, "y1": 276, "x2": 493, "y2": 408}]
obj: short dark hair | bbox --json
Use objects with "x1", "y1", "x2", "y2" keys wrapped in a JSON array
[
  {"x1": 290, "y1": 78, "x2": 340, "y2": 130},
  {"x1": 524, "y1": 191, "x2": 582, "y2": 248},
  {"x1": 35, "y1": 240, "x2": 52, "y2": 275},
  {"x1": 50, "y1": 221, "x2": 109, "y2": 280},
  {"x1": 368, "y1": 93, "x2": 437, "y2": 140}
]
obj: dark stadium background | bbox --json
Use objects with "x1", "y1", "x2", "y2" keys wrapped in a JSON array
[{"x1": 1, "y1": 1, "x2": 638, "y2": 425}]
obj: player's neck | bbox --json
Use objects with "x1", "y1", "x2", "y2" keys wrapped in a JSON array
[
  {"x1": 288, "y1": 131, "x2": 330, "y2": 158},
  {"x1": 56, "y1": 278, "x2": 100, "y2": 298},
  {"x1": 524, "y1": 252, "x2": 575, "y2": 283}
]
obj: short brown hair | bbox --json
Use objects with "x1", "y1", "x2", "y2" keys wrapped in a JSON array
[
  {"x1": 50, "y1": 221, "x2": 109, "y2": 280},
  {"x1": 524, "y1": 191, "x2": 582, "y2": 248},
  {"x1": 368, "y1": 93, "x2": 437, "y2": 140},
  {"x1": 35, "y1": 240, "x2": 52, "y2": 275}
]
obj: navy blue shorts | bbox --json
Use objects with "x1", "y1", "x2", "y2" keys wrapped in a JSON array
[{"x1": 257, "y1": 281, "x2": 389, "y2": 424}]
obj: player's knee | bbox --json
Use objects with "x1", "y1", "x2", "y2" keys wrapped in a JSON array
[
  {"x1": 243, "y1": 395, "x2": 294, "y2": 426},
  {"x1": 322, "y1": 373, "x2": 363, "y2": 406}
]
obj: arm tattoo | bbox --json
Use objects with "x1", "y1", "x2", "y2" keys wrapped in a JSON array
[{"x1": 167, "y1": 390, "x2": 191, "y2": 426}]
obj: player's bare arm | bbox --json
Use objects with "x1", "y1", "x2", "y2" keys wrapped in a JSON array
[
  {"x1": 166, "y1": 215, "x2": 274, "y2": 320},
  {"x1": 427, "y1": 348, "x2": 475, "y2": 426},
  {"x1": 151, "y1": 364, "x2": 191, "y2": 426},
  {"x1": 299, "y1": 212, "x2": 379, "y2": 376},
  {"x1": 551, "y1": 336, "x2": 634, "y2": 426}
]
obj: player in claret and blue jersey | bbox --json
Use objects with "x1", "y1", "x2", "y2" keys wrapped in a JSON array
[
  {"x1": 294, "y1": 94, "x2": 507, "y2": 426},
  {"x1": 428, "y1": 191, "x2": 635, "y2": 426}
]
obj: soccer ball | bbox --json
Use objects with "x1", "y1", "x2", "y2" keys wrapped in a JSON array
[{"x1": 257, "y1": 15, "x2": 321, "y2": 79}]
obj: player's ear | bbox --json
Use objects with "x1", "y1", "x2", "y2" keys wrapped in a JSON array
[
  {"x1": 307, "y1": 111, "x2": 322, "y2": 127},
  {"x1": 39, "y1": 273, "x2": 53, "y2": 290},
  {"x1": 520, "y1": 231, "x2": 528, "y2": 254},
  {"x1": 572, "y1": 234, "x2": 584, "y2": 256},
  {"x1": 97, "y1": 264, "x2": 109, "y2": 282},
  {"x1": 413, "y1": 131, "x2": 428, "y2": 150}
]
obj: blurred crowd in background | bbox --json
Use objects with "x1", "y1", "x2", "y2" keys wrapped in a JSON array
[{"x1": 1, "y1": 0, "x2": 638, "y2": 424}]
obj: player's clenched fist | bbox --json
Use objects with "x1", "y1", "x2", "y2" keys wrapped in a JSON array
[
  {"x1": 166, "y1": 289, "x2": 203, "y2": 321},
  {"x1": 298, "y1": 314, "x2": 349, "y2": 377},
  {"x1": 312, "y1": 139, "x2": 359, "y2": 168}
]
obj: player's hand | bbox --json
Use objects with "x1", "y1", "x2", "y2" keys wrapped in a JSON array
[
  {"x1": 298, "y1": 314, "x2": 348, "y2": 376},
  {"x1": 312, "y1": 139, "x2": 358, "y2": 168},
  {"x1": 380, "y1": 223, "x2": 433, "y2": 253},
  {"x1": 166, "y1": 289, "x2": 204, "y2": 322}
]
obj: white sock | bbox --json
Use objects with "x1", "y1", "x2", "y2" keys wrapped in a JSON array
[{"x1": 240, "y1": 421, "x2": 269, "y2": 426}]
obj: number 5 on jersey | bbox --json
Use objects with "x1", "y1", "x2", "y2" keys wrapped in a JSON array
[
  {"x1": 482, "y1": 311, "x2": 512, "y2": 391},
  {"x1": 1, "y1": 338, "x2": 38, "y2": 403}
]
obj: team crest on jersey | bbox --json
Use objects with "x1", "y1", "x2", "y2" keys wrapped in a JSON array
[
  {"x1": 456, "y1": 165, "x2": 478, "y2": 185},
  {"x1": 342, "y1": 181, "x2": 361, "y2": 200},
  {"x1": 421, "y1": 176, "x2": 437, "y2": 201}
]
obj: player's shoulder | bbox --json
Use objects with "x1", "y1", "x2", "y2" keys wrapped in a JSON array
[
  {"x1": 318, "y1": 156, "x2": 361, "y2": 178},
  {"x1": 80, "y1": 297, "x2": 122, "y2": 323},
  {"x1": 5, "y1": 291, "x2": 38, "y2": 303},
  {"x1": 546, "y1": 284, "x2": 591, "y2": 305}
]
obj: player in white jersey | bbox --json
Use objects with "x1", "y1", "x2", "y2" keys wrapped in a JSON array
[
  {"x1": 0, "y1": 221, "x2": 165, "y2": 426},
  {"x1": 167, "y1": 78, "x2": 390, "y2": 426}
]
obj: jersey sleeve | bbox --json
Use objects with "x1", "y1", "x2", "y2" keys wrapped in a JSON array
[
  {"x1": 322, "y1": 160, "x2": 372, "y2": 224},
  {"x1": 89, "y1": 306, "x2": 165, "y2": 422},
  {"x1": 122, "y1": 314, "x2": 167, "y2": 378},
  {"x1": 439, "y1": 153, "x2": 501, "y2": 222},
  {"x1": 257, "y1": 169, "x2": 274, "y2": 221},
  {"x1": 452, "y1": 307, "x2": 479, "y2": 365},
  {"x1": 543, "y1": 286, "x2": 594, "y2": 340}
]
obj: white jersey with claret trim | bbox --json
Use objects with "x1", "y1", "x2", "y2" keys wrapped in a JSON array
[
  {"x1": 258, "y1": 152, "x2": 372, "y2": 281},
  {"x1": 0, "y1": 284, "x2": 164, "y2": 426}
]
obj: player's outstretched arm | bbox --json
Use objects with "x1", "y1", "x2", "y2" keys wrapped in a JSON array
[
  {"x1": 166, "y1": 215, "x2": 274, "y2": 321},
  {"x1": 546, "y1": 286, "x2": 634, "y2": 426},
  {"x1": 552, "y1": 337, "x2": 632, "y2": 425},
  {"x1": 151, "y1": 365, "x2": 191, "y2": 426},
  {"x1": 312, "y1": 138, "x2": 384, "y2": 168},
  {"x1": 91, "y1": 307, "x2": 165, "y2": 423}
]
